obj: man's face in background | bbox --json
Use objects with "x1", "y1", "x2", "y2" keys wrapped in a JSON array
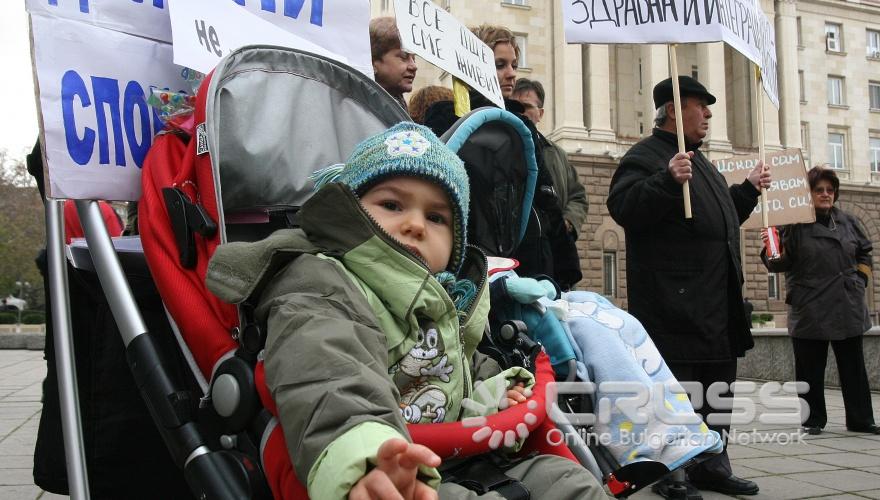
[{"x1": 512, "y1": 89, "x2": 544, "y2": 125}]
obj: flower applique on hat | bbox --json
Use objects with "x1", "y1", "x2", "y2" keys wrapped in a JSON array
[{"x1": 385, "y1": 130, "x2": 431, "y2": 157}]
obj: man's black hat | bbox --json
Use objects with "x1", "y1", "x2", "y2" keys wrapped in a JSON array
[{"x1": 653, "y1": 76, "x2": 717, "y2": 109}]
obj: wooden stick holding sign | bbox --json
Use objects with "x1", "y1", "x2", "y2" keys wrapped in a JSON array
[
  {"x1": 668, "y1": 44, "x2": 693, "y2": 219},
  {"x1": 754, "y1": 66, "x2": 770, "y2": 228}
]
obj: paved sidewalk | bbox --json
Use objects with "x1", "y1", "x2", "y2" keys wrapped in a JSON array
[
  {"x1": 1, "y1": 348, "x2": 879, "y2": 499},
  {"x1": 631, "y1": 386, "x2": 880, "y2": 500},
  {"x1": 0, "y1": 350, "x2": 63, "y2": 500}
]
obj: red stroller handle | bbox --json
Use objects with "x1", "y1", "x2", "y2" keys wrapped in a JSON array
[{"x1": 407, "y1": 351, "x2": 553, "y2": 459}]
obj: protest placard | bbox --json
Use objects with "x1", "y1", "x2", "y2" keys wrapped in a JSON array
[
  {"x1": 26, "y1": 0, "x2": 172, "y2": 42},
  {"x1": 238, "y1": 0, "x2": 372, "y2": 77},
  {"x1": 30, "y1": 13, "x2": 190, "y2": 201},
  {"x1": 562, "y1": 0, "x2": 778, "y2": 107},
  {"x1": 393, "y1": 0, "x2": 505, "y2": 108},
  {"x1": 713, "y1": 149, "x2": 814, "y2": 229},
  {"x1": 168, "y1": 0, "x2": 346, "y2": 75},
  {"x1": 27, "y1": 0, "x2": 370, "y2": 201},
  {"x1": 25, "y1": 0, "x2": 370, "y2": 76}
]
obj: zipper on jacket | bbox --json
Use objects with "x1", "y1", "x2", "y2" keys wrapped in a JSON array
[
  {"x1": 343, "y1": 186, "x2": 493, "y2": 419},
  {"x1": 348, "y1": 189, "x2": 434, "y2": 272},
  {"x1": 457, "y1": 247, "x2": 489, "y2": 408}
]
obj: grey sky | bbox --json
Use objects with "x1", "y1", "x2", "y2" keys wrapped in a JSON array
[{"x1": 0, "y1": 2, "x2": 39, "y2": 160}]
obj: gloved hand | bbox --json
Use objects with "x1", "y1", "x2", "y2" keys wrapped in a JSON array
[{"x1": 503, "y1": 276, "x2": 557, "y2": 304}]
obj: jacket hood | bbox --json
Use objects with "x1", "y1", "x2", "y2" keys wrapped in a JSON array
[{"x1": 207, "y1": 183, "x2": 488, "y2": 314}]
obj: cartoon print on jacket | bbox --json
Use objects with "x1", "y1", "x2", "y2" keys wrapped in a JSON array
[{"x1": 390, "y1": 322, "x2": 453, "y2": 423}]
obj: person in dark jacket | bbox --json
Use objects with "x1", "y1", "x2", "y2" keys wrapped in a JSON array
[
  {"x1": 423, "y1": 25, "x2": 580, "y2": 289},
  {"x1": 511, "y1": 79, "x2": 588, "y2": 237},
  {"x1": 607, "y1": 76, "x2": 771, "y2": 497},
  {"x1": 762, "y1": 166, "x2": 878, "y2": 435},
  {"x1": 512, "y1": 78, "x2": 586, "y2": 289}
]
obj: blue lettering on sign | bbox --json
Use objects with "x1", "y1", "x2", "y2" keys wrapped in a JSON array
[
  {"x1": 131, "y1": 0, "x2": 165, "y2": 7},
  {"x1": 92, "y1": 76, "x2": 126, "y2": 166},
  {"x1": 48, "y1": 0, "x2": 90, "y2": 13},
  {"x1": 60, "y1": 70, "x2": 170, "y2": 168},
  {"x1": 232, "y1": 0, "x2": 324, "y2": 26},
  {"x1": 123, "y1": 81, "x2": 152, "y2": 167},
  {"x1": 61, "y1": 71, "x2": 95, "y2": 165},
  {"x1": 46, "y1": 0, "x2": 167, "y2": 14}
]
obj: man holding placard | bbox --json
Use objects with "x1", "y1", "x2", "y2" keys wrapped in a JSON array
[
  {"x1": 370, "y1": 17, "x2": 418, "y2": 111},
  {"x1": 607, "y1": 76, "x2": 771, "y2": 497}
]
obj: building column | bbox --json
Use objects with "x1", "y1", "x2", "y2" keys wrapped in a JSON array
[
  {"x1": 760, "y1": 73, "x2": 783, "y2": 150},
  {"x1": 548, "y1": 3, "x2": 590, "y2": 149},
  {"x1": 583, "y1": 44, "x2": 616, "y2": 143},
  {"x1": 730, "y1": 53, "x2": 753, "y2": 147},
  {"x1": 641, "y1": 45, "x2": 669, "y2": 133},
  {"x1": 698, "y1": 42, "x2": 733, "y2": 157},
  {"x1": 775, "y1": 0, "x2": 801, "y2": 148}
]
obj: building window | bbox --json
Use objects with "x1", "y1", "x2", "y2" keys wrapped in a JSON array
[
  {"x1": 827, "y1": 76, "x2": 845, "y2": 105},
  {"x1": 514, "y1": 34, "x2": 527, "y2": 68},
  {"x1": 825, "y1": 23, "x2": 842, "y2": 52},
  {"x1": 799, "y1": 70, "x2": 805, "y2": 102},
  {"x1": 768, "y1": 274, "x2": 780, "y2": 300},
  {"x1": 870, "y1": 82, "x2": 880, "y2": 110},
  {"x1": 691, "y1": 65, "x2": 698, "y2": 80},
  {"x1": 602, "y1": 252, "x2": 617, "y2": 298},
  {"x1": 870, "y1": 136, "x2": 880, "y2": 173},
  {"x1": 828, "y1": 131, "x2": 846, "y2": 169},
  {"x1": 796, "y1": 17, "x2": 803, "y2": 46},
  {"x1": 868, "y1": 29, "x2": 880, "y2": 58},
  {"x1": 801, "y1": 122, "x2": 810, "y2": 154},
  {"x1": 502, "y1": 0, "x2": 528, "y2": 5}
]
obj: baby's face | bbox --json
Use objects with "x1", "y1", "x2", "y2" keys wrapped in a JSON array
[{"x1": 360, "y1": 177, "x2": 453, "y2": 274}]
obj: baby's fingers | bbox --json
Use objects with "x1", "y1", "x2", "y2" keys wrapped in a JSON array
[
  {"x1": 350, "y1": 470, "x2": 404, "y2": 500},
  {"x1": 397, "y1": 443, "x2": 441, "y2": 470}
]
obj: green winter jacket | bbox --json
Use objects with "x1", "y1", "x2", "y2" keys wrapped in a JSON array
[{"x1": 206, "y1": 183, "x2": 531, "y2": 500}]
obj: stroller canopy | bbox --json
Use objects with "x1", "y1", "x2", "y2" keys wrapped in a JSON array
[
  {"x1": 442, "y1": 108, "x2": 537, "y2": 259},
  {"x1": 204, "y1": 45, "x2": 410, "y2": 236}
]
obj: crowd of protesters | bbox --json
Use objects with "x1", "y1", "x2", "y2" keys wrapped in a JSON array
[
  {"x1": 369, "y1": 16, "x2": 877, "y2": 499},
  {"x1": 27, "y1": 15, "x2": 876, "y2": 500}
]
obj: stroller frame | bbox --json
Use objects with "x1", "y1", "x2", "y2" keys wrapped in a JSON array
[
  {"x1": 51, "y1": 198, "x2": 264, "y2": 499},
  {"x1": 41, "y1": 45, "x2": 705, "y2": 499}
]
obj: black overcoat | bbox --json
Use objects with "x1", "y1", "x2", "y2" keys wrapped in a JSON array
[
  {"x1": 763, "y1": 207, "x2": 873, "y2": 340},
  {"x1": 607, "y1": 129, "x2": 760, "y2": 363}
]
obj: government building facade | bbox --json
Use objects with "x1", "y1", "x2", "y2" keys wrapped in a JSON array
[{"x1": 372, "y1": 0, "x2": 880, "y2": 326}]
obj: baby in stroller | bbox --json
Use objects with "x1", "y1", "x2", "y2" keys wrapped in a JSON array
[{"x1": 206, "y1": 122, "x2": 606, "y2": 499}]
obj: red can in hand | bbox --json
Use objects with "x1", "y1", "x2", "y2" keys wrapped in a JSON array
[{"x1": 765, "y1": 226, "x2": 781, "y2": 259}]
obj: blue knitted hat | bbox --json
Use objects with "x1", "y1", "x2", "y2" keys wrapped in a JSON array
[{"x1": 311, "y1": 122, "x2": 470, "y2": 273}]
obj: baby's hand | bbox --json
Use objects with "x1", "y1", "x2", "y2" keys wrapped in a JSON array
[
  {"x1": 502, "y1": 382, "x2": 531, "y2": 408},
  {"x1": 349, "y1": 438, "x2": 440, "y2": 500}
]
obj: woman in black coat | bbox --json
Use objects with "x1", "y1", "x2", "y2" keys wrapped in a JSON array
[{"x1": 762, "y1": 166, "x2": 878, "y2": 435}]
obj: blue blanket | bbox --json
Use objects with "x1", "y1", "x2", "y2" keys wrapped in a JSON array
[{"x1": 547, "y1": 291, "x2": 723, "y2": 470}]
